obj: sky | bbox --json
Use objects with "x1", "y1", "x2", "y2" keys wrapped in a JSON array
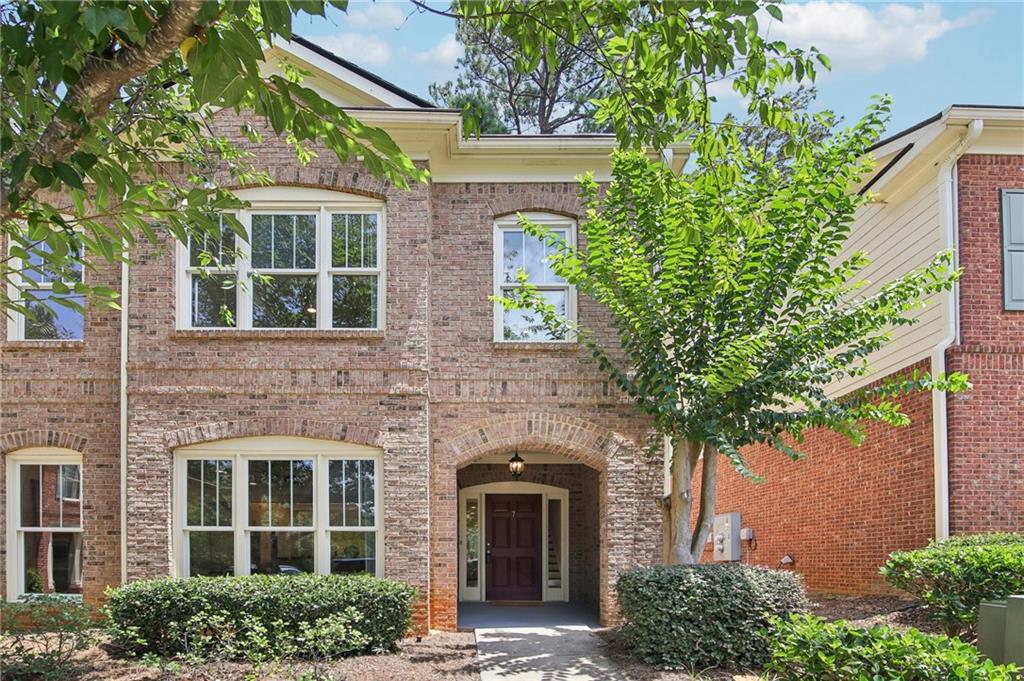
[{"x1": 292, "y1": 1, "x2": 1024, "y2": 135}]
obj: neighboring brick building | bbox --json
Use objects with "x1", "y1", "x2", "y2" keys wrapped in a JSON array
[
  {"x1": 1, "y1": 37, "x2": 1020, "y2": 629},
  {"x1": 705, "y1": 108, "x2": 1024, "y2": 593}
]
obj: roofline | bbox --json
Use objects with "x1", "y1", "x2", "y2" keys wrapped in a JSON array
[
  {"x1": 288, "y1": 34, "x2": 435, "y2": 109},
  {"x1": 869, "y1": 104, "x2": 1024, "y2": 152}
]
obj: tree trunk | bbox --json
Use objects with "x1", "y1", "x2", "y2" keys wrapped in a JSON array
[{"x1": 667, "y1": 439, "x2": 719, "y2": 565}]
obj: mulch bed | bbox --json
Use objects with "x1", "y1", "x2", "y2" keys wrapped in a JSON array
[{"x1": 66, "y1": 632, "x2": 480, "y2": 680}]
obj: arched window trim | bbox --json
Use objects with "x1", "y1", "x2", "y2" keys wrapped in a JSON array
[
  {"x1": 493, "y1": 212, "x2": 578, "y2": 343},
  {"x1": 5, "y1": 447, "x2": 84, "y2": 602},
  {"x1": 171, "y1": 436, "x2": 384, "y2": 580}
]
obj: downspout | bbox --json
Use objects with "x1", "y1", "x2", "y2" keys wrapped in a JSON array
[
  {"x1": 932, "y1": 118, "x2": 983, "y2": 540},
  {"x1": 120, "y1": 253, "x2": 129, "y2": 583}
]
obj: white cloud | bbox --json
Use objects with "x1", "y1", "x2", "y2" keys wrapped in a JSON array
[
  {"x1": 413, "y1": 33, "x2": 463, "y2": 69},
  {"x1": 318, "y1": 33, "x2": 392, "y2": 68},
  {"x1": 766, "y1": 2, "x2": 993, "y2": 72},
  {"x1": 344, "y1": 2, "x2": 408, "y2": 31}
]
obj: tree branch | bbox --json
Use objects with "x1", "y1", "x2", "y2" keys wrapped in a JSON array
[{"x1": 13, "y1": 0, "x2": 204, "y2": 204}]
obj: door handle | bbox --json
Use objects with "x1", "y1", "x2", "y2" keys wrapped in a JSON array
[{"x1": 485, "y1": 543, "x2": 493, "y2": 563}]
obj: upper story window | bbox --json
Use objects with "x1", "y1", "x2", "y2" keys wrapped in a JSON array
[
  {"x1": 6, "y1": 242, "x2": 85, "y2": 341},
  {"x1": 6, "y1": 448, "x2": 84, "y2": 600},
  {"x1": 178, "y1": 188, "x2": 384, "y2": 331},
  {"x1": 494, "y1": 213, "x2": 577, "y2": 342}
]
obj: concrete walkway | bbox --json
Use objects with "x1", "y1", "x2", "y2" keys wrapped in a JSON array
[{"x1": 462, "y1": 603, "x2": 626, "y2": 681}]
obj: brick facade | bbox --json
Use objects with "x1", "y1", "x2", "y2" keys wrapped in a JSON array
[
  {"x1": 946, "y1": 154, "x2": 1024, "y2": 533},
  {"x1": 0, "y1": 113, "x2": 664, "y2": 630},
  {"x1": 697, "y1": 360, "x2": 936, "y2": 594}
]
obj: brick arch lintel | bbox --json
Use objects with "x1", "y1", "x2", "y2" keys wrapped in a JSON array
[
  {"x1": 163, "y1": 418, "x2": 384, "y2": 451},
  {"x1": 0, "y1": 430, "x2": 88, "y2": 455},
  {"x1": 221, "y1": 181, "x2": 388, "y2": 203},
  {"x1": 493, "y1": 207, "x2": 580, "y2": 221},
  {"x1": 444, "y1": 412, "x2": 634, "y2": 473}
]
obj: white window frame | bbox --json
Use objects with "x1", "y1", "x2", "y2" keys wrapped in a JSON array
[
  {"x1": 5, "y1": 448, "x2": 84, "y2": 602},
  {"x1": 176, "y1": 187, "x2": 386, "y2": 331},
  {"x1": 172, "y1": 436, "x2": 384, "y2": 579},
  {"x1": 5, "y1": 243, "x2": 85, "y2": 341},
  {"x1": 493, "y1": 213, "x2": 577, "y2": 342}
]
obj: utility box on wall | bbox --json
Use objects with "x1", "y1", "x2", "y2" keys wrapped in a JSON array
[{"x1": 713, "y1": 512, "x2": 741, "y2": 561}]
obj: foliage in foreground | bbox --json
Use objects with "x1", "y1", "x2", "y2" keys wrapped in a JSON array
[
  {"x1": 0, "y1": 595, "x2": 98, "y2": 681},
  {"x1": 616, "y1": 563, "x2": 807, "y2": 670},
  {"x1": 103, "y1": 574, "x2": 415, "y2": 662},
  {"x1": 881, "y1": 533, "x2": 1024, "y2": 637},
  {"x1": 766, "y1": 614, "x2": 1021, "y2": 680},
  {"x1": 499, "y1": 96, "x2": 968, "y2": 563}
]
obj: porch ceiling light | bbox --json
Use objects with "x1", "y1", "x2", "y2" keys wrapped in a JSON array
[{"x1": 508, "y1": 451, "x2": 525, "y2": 480}]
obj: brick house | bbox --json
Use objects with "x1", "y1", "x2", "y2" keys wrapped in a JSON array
[
  {"x1": 1, "y1": 37, "x2": 1020, "y2": 629},
  {"x1": 1, "y1": 38, "x2": 680, "y2": 631}
]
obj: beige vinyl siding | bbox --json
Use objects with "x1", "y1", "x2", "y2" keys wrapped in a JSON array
[{"x1": 829, "y1": 172, "x2": 948, "y2": 396}]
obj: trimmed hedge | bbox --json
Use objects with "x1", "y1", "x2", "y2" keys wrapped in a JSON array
[
  {"x1": 766, "y1": 614, "x2": 1021, "y2": 680},
  {"x1": 104, "y1": 573, "x2": 416, "y2": 660},
  {"x1": 881, "y1": 532, "x2": 1024, "y2": 637},
  {"x1": 616, "y1": 564, "x2": 807, "y2": 670}
]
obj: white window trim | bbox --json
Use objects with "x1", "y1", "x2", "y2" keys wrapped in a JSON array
[
  {"x1": 5, "y1": 246, "x2": 85, "y2": 342},
  {"x1": 457, "y1": 480, "x2": 570, "y2": 603},
  {"x1": 493, "y1": 213, "x2": 577, "y2": 343},
  {"x1": 172, "y1": 436, "x2": 384, "y2": 579},
  {"x1": 5, "y1": 448, "x2": 84, "y2": 602},
  {"x1": 176, "y1": 189, "x2": 386, "y2": 331}
]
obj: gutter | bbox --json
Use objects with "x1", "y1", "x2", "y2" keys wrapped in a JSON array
[
  {"x1": 120, "y1": 254, "x2": 129, "y2": 583},
  {"x1": 932, "y1": 118, "x2": 983, "y2": 540}
]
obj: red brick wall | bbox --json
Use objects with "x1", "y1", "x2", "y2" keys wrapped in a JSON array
[
  {"x1": 946, "y1": 153, "x2": 1024, "y2": 533},
  {"x1": 1, "y1": 252, "x2": 122, "y2": 605},
  {"x1": 694, "y1": 360, "x2": 936, "y2": 594}
]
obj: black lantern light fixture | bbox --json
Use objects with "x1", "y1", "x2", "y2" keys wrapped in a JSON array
[{"x1": 508, "y1": 450, "x2": 525, "y2": 480}]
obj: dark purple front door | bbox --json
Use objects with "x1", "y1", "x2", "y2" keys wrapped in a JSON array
[{"x1": 485, "y1": 494, "x2": 542, "y2": 601}]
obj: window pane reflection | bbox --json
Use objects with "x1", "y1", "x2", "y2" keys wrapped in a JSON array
[
  {"x1": 249, "y1": 531, "x2": 314, "y2": 574},
  {"x1": 188, "y1": 531, "x2": 234, "y2": 577},
  {"x1": 330, "y1": 531, "x2": 376, "y2": 575},
  {"x1": 328, "y1": 459, "x2": 375, "y2": 527},
  {"x1": 23, "y1": 532, "x2": 83, "y2": 595}
]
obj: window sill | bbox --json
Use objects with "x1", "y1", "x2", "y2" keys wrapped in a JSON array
[
  {"x1": 171, "y1": 329, "x2": 385, "y2": 341},
  {"x1": 492, "y1": 341, "x2": 579, "y2": 352},
  {"x1": 1, "y1": 340, "x2": 85, "y2": 351}
]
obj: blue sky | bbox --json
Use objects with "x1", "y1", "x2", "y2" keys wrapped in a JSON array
[{"x1": 293, "y1": 1, "x2": 1024, "y2": 135}]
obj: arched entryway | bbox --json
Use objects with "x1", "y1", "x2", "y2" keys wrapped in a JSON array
[
  {"x1": 455, "y1": 455, "x2": 601, "y2": 627},
  {"x1": 431, "y1": 412, "x2": 658, "y2": 631}
]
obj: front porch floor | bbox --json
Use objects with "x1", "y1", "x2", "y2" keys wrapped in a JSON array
[{"x1": 457, "y1": 601, "x2": 599, "y2": 630}]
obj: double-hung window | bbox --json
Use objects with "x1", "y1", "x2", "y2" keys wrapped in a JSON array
[
  {"x1": 6, "y1": 243, "x2": 85, "y2": 341},
  {"x1": 6, "y1": 450, "x2": 84, "y2": 600},
  {"x1": 494, "y1": 214, "x2": 576, "y2": 341},
  {"x1": 174, "y1": 438, "x2": 382, "y2": 578},
  {"x1": 179, "y1": 190, "x2": 384, "y2": 330}
]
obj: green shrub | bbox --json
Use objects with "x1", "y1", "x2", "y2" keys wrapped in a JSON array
[
  {"x1": 766, "y1": 614, "x2": 1021, "y2": 680},
  {"x1": 103, "y1": 573, "x2": 416, "y2": 661},
  {"x1": 0, "y1": 595, "x2": 99, "y2": 681},
  {"x1": 881, "y1": 533, "x2": 1024, "y2": 637},
  {"x1": 616, "y1": 563, "x2": 808, "y2": 670}
]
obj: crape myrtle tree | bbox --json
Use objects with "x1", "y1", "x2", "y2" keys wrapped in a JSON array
[{"x1": 496, "y1": 101, "x2": 968, "y2": 564}]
